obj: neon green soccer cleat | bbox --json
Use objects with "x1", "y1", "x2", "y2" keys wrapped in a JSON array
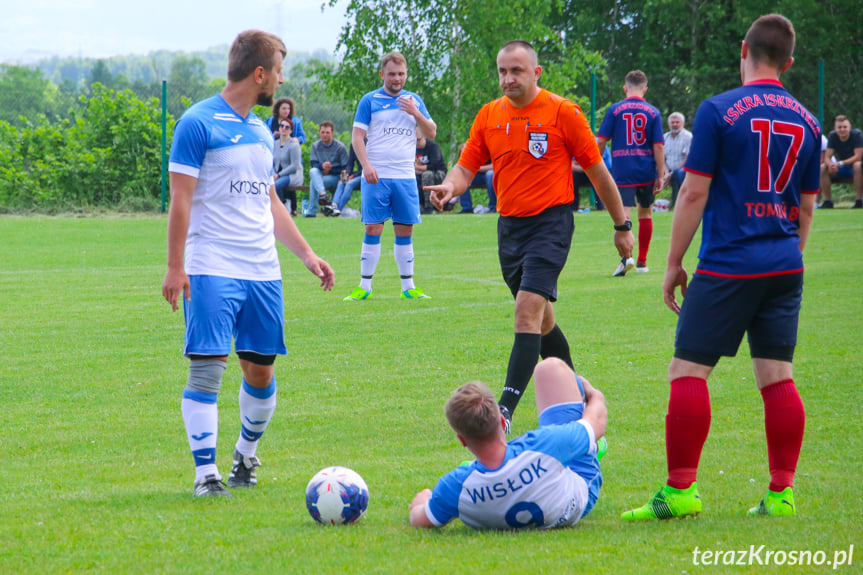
[
  {"x1": 401, "y1": 288, "x2": 430, "y2": 299},
  {"x1": 621, "y1": 483, "x2": 702, "y2": 521},
  {"x1": 344, "y1": 286, "x2": 372, "y2": 301},
  {"x1": 748, "y1": 487, "x2": 796, "y2": 517}
]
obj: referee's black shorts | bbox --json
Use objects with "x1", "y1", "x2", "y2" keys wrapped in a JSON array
[{"x1": 497, "y1": 204, "x2": 574, "y2": 302}]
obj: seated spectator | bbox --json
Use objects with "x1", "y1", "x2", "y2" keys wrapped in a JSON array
[
  {"x1": 415, "y1": 128, "x2": 447, "y2": 214},
  {"x1": 273, "y1": 118, "x2": 304, "y2": 215},
  {"x1": 819, "y1": 114, "x2": 863, "y2": 208},
  {"x1": 331, "y1": 142, "x2": 363, "y2": 212},
  {"x1": 662, "y1": 112, "x2": 692, "y2": 208},
  {"x1": 455, "y1": 142, "x2": 496, "y2": 214},
  {"x1": 571, "y1": 143, "x2": 612, "y2": 211},
  {"x1": 267, "y1": 97, "x2": 307, "y2": 144},
  {"x1": 306, "y1": 121, "x2": 349, "y2": 217}
]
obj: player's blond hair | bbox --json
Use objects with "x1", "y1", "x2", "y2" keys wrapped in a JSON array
[
  {"x1": 228, "y1": 30, "x2": 286, "y2": 82},
  {"x1": 445, "y1": 382, "x2": 501, "y2": 440},
  {"x1": 381, "y1": 51, "x2": 407, "y2": 70}
]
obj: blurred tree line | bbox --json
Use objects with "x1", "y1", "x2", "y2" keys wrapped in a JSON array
[
  {"x1": 0, "y1": 0, "x2": 859, "y2": 211},
  {"x1": 0, "y1": 48, "x2": 352, "y2": 211},
  {"x1": 0, "y1": 47, "x2": 349, "y2": 128},
  {"x1": 323, "y1": 0, "x2": 861, "y2": 161}
]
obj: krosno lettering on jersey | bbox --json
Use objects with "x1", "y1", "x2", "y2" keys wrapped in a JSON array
[
  {"x1": 382, "y1": 126, "x2": 414, "y2": 136},
  {"x1": 745, "y1": 202, "x2": 800, "y2": 221},
  {"x1": 229, "y1": 180, "x2": 270, "y2": 196},
  {"x1": 465, "y1": 459, "x2": 549, "y2": 503},
  {"x1": 722, "y1": 92, "x2": 818, "y2": 132}
]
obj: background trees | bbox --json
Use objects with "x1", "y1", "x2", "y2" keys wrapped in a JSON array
[
  {"x1": 560, "y1": 0, "x2": 861, "y2": 128},
  {"x1": 319, "y1": 0, "x2": 605, "y2": 160},
  {"x1": 0, "y1": 85, "x2": 167, "y2": 211},
  {"x1": 0, "y1": 0, "x2": 859, "y2": 211},
  {"x1": 321, "y1": 0, "x2": 861, "y2": 157}
]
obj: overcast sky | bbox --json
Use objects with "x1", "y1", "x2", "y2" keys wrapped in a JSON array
[{"x1": 0, "y1": 0, "x2": 349, "y2": 63}]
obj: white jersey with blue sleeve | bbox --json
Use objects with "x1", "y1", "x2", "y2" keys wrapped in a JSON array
[
  {"x1": 168, "y1": 95, "x2": 281, "y2": 281},
  {"x1": 353, "y1": 87, "x2": 432, "y2": 179},
  {"x1": 425, "y1": 419, "x2": 599, "y2": 530}
]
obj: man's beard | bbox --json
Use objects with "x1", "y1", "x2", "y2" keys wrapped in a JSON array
[
  {"x1": 670, "y1": 129, "x2": 681, "y2": 135},
  {"x1": 257, "y1": 91, "x2": 275, "y2": 107}
]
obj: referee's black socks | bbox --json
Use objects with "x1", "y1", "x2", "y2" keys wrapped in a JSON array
[
  {"x1": 540, "y1": 324, "x2": 574, "y2": 370},
  {"x1": 499, "y1": 332, "x2": 542, "y2": 415}
]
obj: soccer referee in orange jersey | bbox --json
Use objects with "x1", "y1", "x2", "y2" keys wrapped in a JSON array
[{"x1": 428, "y1": 40, "x2": 633, "y2": 432}]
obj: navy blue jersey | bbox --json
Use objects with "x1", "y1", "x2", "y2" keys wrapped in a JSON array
[
  {"x1": 685, "y1": 80, "x2": 821, "y2": 277},
  {"x1": 597, "y1": 97, "x2": 664, "y2": 186}
]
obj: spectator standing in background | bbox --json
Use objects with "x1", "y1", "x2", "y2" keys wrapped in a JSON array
[{"x1": 663, "y1": 112, "x2": 692, "y2": 209}]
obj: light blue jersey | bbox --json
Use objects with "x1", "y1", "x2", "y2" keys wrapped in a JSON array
[
  {"x1": 425, "y1": 406, "x2": 601, "y2": 530},
  {"x1": 169, "y1": 95, "x2": 280, "y2": 281},
  {"x1": 353, "y1": 87, "x2": 432, "y2": 179}
]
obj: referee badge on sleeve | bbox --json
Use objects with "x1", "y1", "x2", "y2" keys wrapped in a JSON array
[{"x1": 529, "y1": 132, "x2": 548, "y2": 159}]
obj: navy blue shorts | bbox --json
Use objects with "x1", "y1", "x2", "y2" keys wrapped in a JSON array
[
  {"x1": 831, "y1": 165, "x2": 854, "y2": 181},
  {"x1": 675, "y1": 272, "x2": 803, "y2": 364},
  {"x1": 497, "y1": 204, "x2": 574, "y2": 302},
  {"x1": 619, "y1": 184, "x2": 655, "y2": 208}
]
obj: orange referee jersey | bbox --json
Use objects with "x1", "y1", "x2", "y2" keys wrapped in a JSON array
[{"x1": 459, "y1": 89, "x2": 602, "y2": 218}]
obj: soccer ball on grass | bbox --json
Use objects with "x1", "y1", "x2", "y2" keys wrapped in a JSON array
[{"x1": 305, "y1": 466, "x2": 369, "y2": 525}]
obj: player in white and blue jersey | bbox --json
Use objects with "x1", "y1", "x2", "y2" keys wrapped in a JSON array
[
  {"x1": 343, "y1": 52, "x2": 438, "y2": 302},
  {"x1": 598, "y1": 70, "x2": 666, "y2": 276},
  {"x1": 410, "y1": 358, "x2": 607, "y2": 530},
  {"x1": 622, "y1": 14, "x2": 819, "y2": 521},
  {"x1": 162, "y1": 30, "x2": 335, "y2": 498}
]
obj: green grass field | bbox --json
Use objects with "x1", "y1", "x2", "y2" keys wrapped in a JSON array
[{"x1": 1, "y1": 210, "x2": 860, "y2": 574}]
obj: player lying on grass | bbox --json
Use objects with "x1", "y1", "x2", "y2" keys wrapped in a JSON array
[{"x1": 409, "y1": 358, "x2": 607, "y2": 529}]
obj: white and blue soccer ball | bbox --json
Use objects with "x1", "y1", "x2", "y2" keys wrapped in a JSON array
[{"x1": 305, "y1": 466, "x2": 369, "y2": 525}]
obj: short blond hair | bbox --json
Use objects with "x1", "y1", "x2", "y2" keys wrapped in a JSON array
[
  {"x1": 381, "y1": 51, "x2": 407, "y2": 70},
  {"x1": 445, "y1": 382, "x2": 501, "y2": 440},
  {"x1": 227, "y1": 30, "x2": 286, "y2": 82}
]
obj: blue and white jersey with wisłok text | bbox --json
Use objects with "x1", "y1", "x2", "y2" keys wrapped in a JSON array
[{"x1": 425, "y1": 418, "x2": 600, "y2": 530}]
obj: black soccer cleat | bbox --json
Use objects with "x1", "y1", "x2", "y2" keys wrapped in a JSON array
[
  {"x1": 193, "y1": 474, "x2": 233, "y2": 498},
  {"x1": 227, "y1": 449, "x2": 262, "y2": 488}
]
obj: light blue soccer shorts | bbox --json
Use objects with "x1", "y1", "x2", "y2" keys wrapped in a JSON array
[
  {"x1": 538, "y1": 375, "x2": 602, "y2": 517},
  {"x1": 361, "y1": 177, "x2": 422, "y2": 225},
  {"x1": 183, "y1": 275, "x2": 288, "y2": 357}
]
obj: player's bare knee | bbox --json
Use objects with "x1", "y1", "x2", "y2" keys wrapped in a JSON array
[
  {"x1": 534, "y1": 357, "x2": 573, "y2": 386},
  {"x1": 186, "y1": 359, "x2": 227, "y2": 395}
]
